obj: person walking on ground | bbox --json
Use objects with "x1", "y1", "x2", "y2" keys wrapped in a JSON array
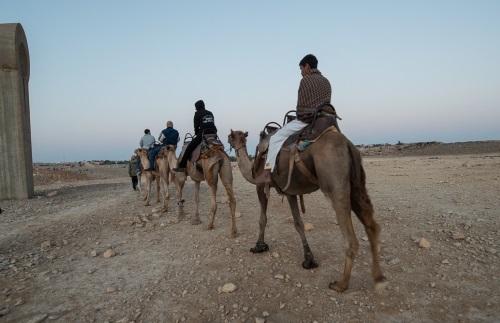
[
  {"x1": 256, "y1": 54, "x2": 334, "y2": 183},
  {"x1": 129, "y1": 155, "x2": 139, "y2": 190},
  {"x1": 146, "y1": 121, "x2": 180, "y2": 171},
  {"x1": 173, "y1": 100, "x2": 217, "y2": 173},
  {"x1": 136, "y1": 129, "x2": 156, "y2": 172}
]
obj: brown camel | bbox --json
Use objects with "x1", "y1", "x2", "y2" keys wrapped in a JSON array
[
  {"x1": 135, "y1": 148, "x2": 165, "y2": 208},
  {"x1": 227, "y1": 129, "x2": 388, "y2": 293},
  {"x1": 157, "y1": 145, "x2": 185, "y2": 216},
  {"x1": 175, "y1": 140, "x2": 237, "y2": 238}
]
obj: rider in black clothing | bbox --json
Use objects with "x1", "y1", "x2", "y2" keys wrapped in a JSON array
[{"x1": 173, "y1": 100, "x2": 217, "y2": 172}]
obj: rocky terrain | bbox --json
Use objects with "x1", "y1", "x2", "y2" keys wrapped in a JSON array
[{"x1": 0, "y1": 140, "x2": 499, "y2": 322}]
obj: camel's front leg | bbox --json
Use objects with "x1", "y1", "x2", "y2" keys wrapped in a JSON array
[
  {"x1": 286, "y1": 195, "x2": 318, "y2": 269},
  {"x1": 250, "y1": 184, "x2": 270, "y2": 253},
  {"x1": 191, "y1": 181, "x2": 202, "y2": 225},
  {"x1": 155, "y1": 177, "x2": 161, "y2": 204},
  {"x1": 143, "y1": 176, "x2": 151, "y2": 206},
  {"x1": 174, "y1": 172, "x2": 186, "y2": 220},
  {"x1": 161, "y1": 175, "x2": 170, "y2": 213},
  {"x1": 137, "y1": 174, "x2": 142, "y2": 192}
]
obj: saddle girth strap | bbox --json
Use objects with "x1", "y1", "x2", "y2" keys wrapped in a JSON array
[{"x1": 282, "y1": 145, "x2": 319, "y2": 193}]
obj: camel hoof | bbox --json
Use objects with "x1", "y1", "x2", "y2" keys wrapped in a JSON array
[
  {"x1": 302, "y1": 259, "x2": 318, "y2": 270},
  {"x1": 205, "y1": 225, "x2": 214, "y2": 230},
  {"x1": 191, "y1": 219, "x2": 202, "y2": 225},
  {"x1": 250, "y1": 242, "x2": 269, "y2": 253},
  {"x1": 228, "y1": 231, "x2": 238, "y2": 238},
  {"x1": 329, "y1": 281, "x2": 348, "y2": 293},
  {"x1": 374, "y1": 277, "x2": 389, "y2": 293}
]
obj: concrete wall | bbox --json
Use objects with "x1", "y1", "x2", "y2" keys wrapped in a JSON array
[{"x1": 0, "y1": 23, "x2": 33, "y2": 199}]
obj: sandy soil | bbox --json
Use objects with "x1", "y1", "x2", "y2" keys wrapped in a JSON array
[{"x1": 0, "y1": 141, "x2": 499, "y2": 323}]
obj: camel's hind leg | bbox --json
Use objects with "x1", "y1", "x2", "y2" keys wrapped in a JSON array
[
  {"x1": 250, "y1": 185, "x2": 270, "y2": 253},
  {"x1": 327, "y1": 194, "x2": 358, "y2": 293},
  {"x1": 206, "y1": 175, "x2": 218, "y2": 231},
  {"x1": 351, "y1": 189, "x2": 388, "y2": 292},
  {"x1": 219, "y1": 167, "x2": 237, "y2": 238},
  {"x1": 286, "y1": 195, "x2": 318, "y2": 269},
  {"x1": 191, "y1": 181, "x2": 202, "y2": 225},
  {"x1": 211, "y1": 159, "x2": 237, "y2": 237}
]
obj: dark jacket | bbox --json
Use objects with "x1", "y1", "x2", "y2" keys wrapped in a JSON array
[
  {"x1": 159, "y1": 127, "x2": 180, "y2": 146},
  {"x1": 193, "y1": 109, "x2": 217, "y2": 137}
]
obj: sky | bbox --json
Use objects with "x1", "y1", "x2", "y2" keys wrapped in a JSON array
[{"x1": 1, "y1": 1, "x2": 499, "y2": 163}]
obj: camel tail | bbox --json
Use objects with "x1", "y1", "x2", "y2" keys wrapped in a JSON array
[{"x1": 347, "y1": 140, "x2": 374, "y2": 215}]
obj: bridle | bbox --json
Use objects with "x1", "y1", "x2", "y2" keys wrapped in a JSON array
[{"x1": 228, "y1": 140, "x2": 246, "y2": 156}]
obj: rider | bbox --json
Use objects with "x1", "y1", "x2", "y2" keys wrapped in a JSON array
[
  {"x1": 173, "y1": 100, "x2": 217, "y2": 173},
  {"x1": 256, "y1": 54, "x2": 333, "y2": 183},
  {"x1": 146, "y1": 121, "x2": 179, "y2": 171},
  {"x1": 136, "y1": 129, "x2": 156, "y2": 172}
]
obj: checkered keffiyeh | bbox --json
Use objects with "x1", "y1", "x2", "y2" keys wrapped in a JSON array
[{"x1": 296, "y1": 68, "x2": 332, "y2": 121}]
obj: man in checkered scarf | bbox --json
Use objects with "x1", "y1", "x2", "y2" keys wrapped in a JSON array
[{"x1": 257, "y1": 54, "x2": 333, "y2": 183}]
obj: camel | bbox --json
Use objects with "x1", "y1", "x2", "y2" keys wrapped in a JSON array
[
  {"x1": 175, "y1": 136, "x2": 237, "y2": 237},
  {"x1": 135, "y1": 146, "x2": 185, "y2": 216},
  {"x1": 157, "y1": 145, "x2": 185, "y2": 216},
  {"x1": 135, "y1": 148, "x2": 162, "y2": 206},
  {"x1": 227, "y1": 129, "x2": 388, "y2": 293}
]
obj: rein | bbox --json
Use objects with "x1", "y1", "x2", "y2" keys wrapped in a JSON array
[{"x1": 228, "y1": 143, "x2": 246, "y2": 155}]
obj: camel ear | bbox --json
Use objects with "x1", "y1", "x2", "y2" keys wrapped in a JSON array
[{"x1": 244, "y1": 132, "x2": 248, "y2": 138}]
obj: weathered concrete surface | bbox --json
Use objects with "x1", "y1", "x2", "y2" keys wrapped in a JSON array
[{"x1": 0, "y1": 23, "x2": 33, "y2": 199}]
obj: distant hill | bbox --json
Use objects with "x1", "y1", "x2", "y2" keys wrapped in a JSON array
[{"x1": 358, "y1": 140, "x2": 500, "y2": 157}]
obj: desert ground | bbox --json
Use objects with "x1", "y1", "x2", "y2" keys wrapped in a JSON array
[{"x1": 0, "y1": 140, "x2": 499, "y2": 323}]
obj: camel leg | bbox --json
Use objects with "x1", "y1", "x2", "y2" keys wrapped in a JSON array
[
  {"x1": 326, "y1": 192, "x2": 358, "y2": 293},
  {"x1": 351, "y1": 193, "x2": 388, "y2": 292},
  {"x1": 206, "y1": 181, "x2": 218, "y2": 231},
  {"x1": 191, "y1": 181, "x2": 202, "y2": 225},
  {"x1": 286, "y1": 195, "x2": 318, "y2": 269},
  {"x1": 220, "y1": 171, "x2": 237, "y2": 238},
  {"x1": 174, "y1": 172, "x2": 186, "y2": 220},
  {"x1": 155, "y1": 176, "x2": 161, "y2": 204},
  {"x1": 250, "y1": 184, "x2": 270, "y2": 253},
  {"x1": 143, "y1": 175, "x2": 151, "y2": 206},
  {"x1": 161, "y1": 174, "x2": 170, "y2": 213}
]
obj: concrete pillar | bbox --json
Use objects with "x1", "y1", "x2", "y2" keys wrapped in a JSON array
[{"x1": 0, "y1": 23, "x2": 33, "y2": 200}]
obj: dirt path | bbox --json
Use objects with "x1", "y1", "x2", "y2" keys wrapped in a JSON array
[{"x1": 0, "y1": 150, "x2": 499, "y2": 322}]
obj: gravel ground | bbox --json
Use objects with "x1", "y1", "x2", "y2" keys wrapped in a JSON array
[{"x1": 0, "y1": 141, "x2": 499, "y2": 322}]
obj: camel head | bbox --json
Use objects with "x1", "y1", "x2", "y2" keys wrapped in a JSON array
[
  {"x1": 228, "y1": 130, "x2": 248, "y2": 152},
  {"x1": 136, "y1": 148, "x2": 148, "y2": 158}
]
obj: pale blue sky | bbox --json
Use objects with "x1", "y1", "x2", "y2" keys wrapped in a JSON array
[{"x1": 2, "y1": 1, "x2": 499, "y2": 162}]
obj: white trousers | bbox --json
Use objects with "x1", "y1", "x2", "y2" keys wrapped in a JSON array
[{"x1": 265, "y1": 119, "x2": 308, "y2": 171}]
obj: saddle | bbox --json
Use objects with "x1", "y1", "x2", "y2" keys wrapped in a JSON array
[
  {"x1": 253, "y1": 105, "x2": 341, "y2": 194},
  {"x1": 154, "y1": 144, "x2": 176, "y2": 162},
  {"x1": 179, "y1": 131, "x2": 226, "y2": 167}
]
